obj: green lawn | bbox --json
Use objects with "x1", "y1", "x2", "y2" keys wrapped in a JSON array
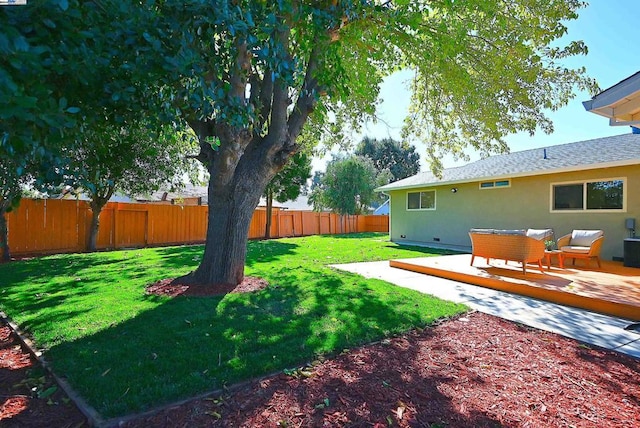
[{"x1": 0, "y1": 233, "x2": 467, "y2": 418}]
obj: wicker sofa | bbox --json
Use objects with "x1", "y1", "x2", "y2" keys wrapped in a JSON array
[{"x1": 469, "y1": 229, "x2": 550, "y2": 274}]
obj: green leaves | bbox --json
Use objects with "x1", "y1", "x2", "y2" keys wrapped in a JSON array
[
  {"x1": 205, "y1": 136, "x2": 222, "y2": 151},
  {"x1": 314, "y1": 155, "x2": 382, "y2": 215}
]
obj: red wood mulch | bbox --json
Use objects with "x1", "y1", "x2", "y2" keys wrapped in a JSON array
[
  {"x1": 2, "y1": 277, "x2": 639, "y2": 427},
  {"x1": 0, "y1": 324, "x2": 87, "y2": 427},
  {"x1": 145, "y1": 276, "x2": 269, "y2": 297}
]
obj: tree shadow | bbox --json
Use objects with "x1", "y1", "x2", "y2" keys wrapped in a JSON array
[{"x1": 38, "y1": 263, "x2": 462, "y2": 419}]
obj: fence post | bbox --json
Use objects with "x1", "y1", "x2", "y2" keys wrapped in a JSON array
[{"x1": 113, "y1": 203, "x2": 119, "y2": 249}]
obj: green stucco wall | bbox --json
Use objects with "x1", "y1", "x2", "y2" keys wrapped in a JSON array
[{"x1": 388, "y1": 164, "x2": 640, "y2": 261}]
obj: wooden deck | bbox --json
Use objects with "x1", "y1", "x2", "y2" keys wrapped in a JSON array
[{"x1": 390, "y1": 254, "x2": 640, "y2": 321}]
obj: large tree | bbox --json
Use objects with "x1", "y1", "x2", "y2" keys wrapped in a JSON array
[
  {"x1": 153, "y1": 0, "x2": 596, "y2": 286},
  {"x1": 355, "y1": 137, "x2": 420, "y2": 182}
]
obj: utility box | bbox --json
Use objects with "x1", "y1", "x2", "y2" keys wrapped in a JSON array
[{"x1": 623, "y1": 238, "x2": 640, "y2": 268}]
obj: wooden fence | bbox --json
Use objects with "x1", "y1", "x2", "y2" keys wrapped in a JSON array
[{"x1": 3, "y1": 198, "x2": 389, "y2": 257}]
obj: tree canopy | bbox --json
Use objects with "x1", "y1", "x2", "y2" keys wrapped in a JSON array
[
  {"x1": 59, "y1": 116, "x2": 199, "y2": 251},
  {"x1": 312, "y1": 155, "x2": 391, "y2": 215},
  {"x1": 355, "y1": 137, "x2": 420, "y2": 183}
]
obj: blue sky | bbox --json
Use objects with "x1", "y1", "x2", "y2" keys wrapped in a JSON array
[{"x1": 321, "y1": 0, "x2": 638, "y2": 171}]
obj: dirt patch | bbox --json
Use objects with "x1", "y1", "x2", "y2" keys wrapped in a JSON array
[
  {"x1": 122, "y1": 312, "x2": 640, "y2": 427},
  {"x1": 145, "y1": 276, "x2": 269, "y2": 297},
  {"x1": 0, "y1": 324, "x2": 87, "y2": 427}
]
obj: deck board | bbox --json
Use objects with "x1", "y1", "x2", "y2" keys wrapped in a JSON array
[{"x1": 390, "y1": 254, "x2": 640, "y2": 321}]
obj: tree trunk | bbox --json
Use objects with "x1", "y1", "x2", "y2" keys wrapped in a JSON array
[
  {"x1": 0, "y1": 209, "x2": 10, "y2": 262},
  {"x1": 185, "y1": 171, "x2": 266, "y2": 286},
  {"x1": 87, "y1": 199, "x2": 108, "y2": 252},
  {"x1": 264, "y1": 190, "x2": 273, "y2": 239}
]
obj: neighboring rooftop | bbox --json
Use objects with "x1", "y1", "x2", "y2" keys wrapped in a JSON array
[{"x1": 378, "y1": 133, "x2": 640, "y2": 191}]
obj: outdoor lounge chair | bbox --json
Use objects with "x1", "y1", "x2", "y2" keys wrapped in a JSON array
[{"x1": 557, "y1": 230, "x2": 604, "y2": 268}]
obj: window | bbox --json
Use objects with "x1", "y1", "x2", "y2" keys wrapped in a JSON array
[
  {"x1": 552, "y1": 179, "x2": 624, "y2": 212},
  {"x1": 407, "y1": 190, "x2": 435, "y2": 210},
  {"x1": 479, "y1": 179, "x2": 510, "y2": 189}
]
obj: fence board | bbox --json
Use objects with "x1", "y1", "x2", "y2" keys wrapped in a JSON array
[{"x1": 4, "y1": 198, "x2": 388, "y2": 257}]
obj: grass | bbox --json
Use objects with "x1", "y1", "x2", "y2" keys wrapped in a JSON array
[{"x1": 0, "y1": 233, "x2": 467, "y2": 418}]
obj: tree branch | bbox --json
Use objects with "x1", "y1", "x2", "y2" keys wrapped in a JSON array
[
  {"x1": 287, "y1": 45, "x2": 321, "y2": 143},
  {"x1": 229, "y1": 38, "x2": 251, "y2": 103}
]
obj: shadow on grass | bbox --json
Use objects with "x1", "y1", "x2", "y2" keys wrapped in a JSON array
[{"x1": 42, "y1": 263, "x2": 464, "y2": 419}]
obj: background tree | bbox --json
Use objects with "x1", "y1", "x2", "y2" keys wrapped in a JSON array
[
  {"x1": 308, "y1": 171, "x2": 327, "y2": 212},
  {"x1": 315, "y1": 155, "x2": 392, "y2": 224},
  {"x1": 59, "y1": 118, "x2": 199, "y2": 251},
  {"x1": 355, "y1": 137, "x2": 420, "y2": 183},
  {"x1": 1, "y1": 0, "x2": 90, "y2": 261},
  {"x1": 263, "y1": 152, "x2": 312, "y2": 239},
  {"x1": 0, "y1": 160, "x2": 21, "y2": 262}
]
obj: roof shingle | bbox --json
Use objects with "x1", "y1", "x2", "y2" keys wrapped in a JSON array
[{"x1": 378, "y1": 133, "x2": 640, "y2": 191}]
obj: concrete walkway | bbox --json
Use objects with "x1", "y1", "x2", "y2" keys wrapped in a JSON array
[{"x1": 332, "y1": 261, "x2": 640, "y2": 359}]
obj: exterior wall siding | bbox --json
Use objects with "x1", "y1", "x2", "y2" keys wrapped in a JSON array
[{"x1": 388, "y1": 164, "x2": 640, "y2": 261}]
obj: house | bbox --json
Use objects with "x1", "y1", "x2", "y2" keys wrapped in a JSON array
[
  {"x1": 373, "y1": 199, "x2": 389, "y2": 215},
  {"x1": 376, "y1": 132, "x2": 640, "y2": 261},
  {"x1": 138, "y1": 184, "x2": 208, "y2": 205}
]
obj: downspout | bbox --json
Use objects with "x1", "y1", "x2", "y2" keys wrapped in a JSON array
[{"x1": 381, "y1": 191, "x2": 391, "y2": 240}]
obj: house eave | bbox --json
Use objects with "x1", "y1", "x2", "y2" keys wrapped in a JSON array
[{"x1": 583, "y1": 71, "x2": 640, "y2": 125}]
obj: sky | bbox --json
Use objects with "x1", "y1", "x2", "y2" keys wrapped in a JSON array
[{"x1": 313, "y1": 0, "x2": 639, "y2": 172}]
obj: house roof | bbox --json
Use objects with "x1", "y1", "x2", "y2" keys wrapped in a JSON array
[
  {"x1": 373, "y1": 199, "x2": 389, "y2": 215},
  {"x1": 377, "y1": 133, "x2": 640, "y2": 192},
  {"x1": 583, "y1": 71, "x2": 640, "y2": 126},
  {"x1": 278, "y1": 194, "x2": 316, "y2": 211}
]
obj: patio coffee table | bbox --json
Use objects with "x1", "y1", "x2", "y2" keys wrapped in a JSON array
[{"x1": 544, "y1": 249, "x2": 564, "y2": 269}]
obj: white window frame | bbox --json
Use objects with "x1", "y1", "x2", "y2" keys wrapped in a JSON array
[
  {"x1": 406, "y1": 190, "x2": 436, "y2": 211},
  {"x1": 550, "y1": 177, "x2": 627, "y2": 213},
  {"x1": 479, "y1": 179, "x2": 511, "y2": 189}
]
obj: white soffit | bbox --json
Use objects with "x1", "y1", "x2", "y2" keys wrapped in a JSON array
[{"x1": 583, "y1": 72, "x2": 640, "y2": 126}]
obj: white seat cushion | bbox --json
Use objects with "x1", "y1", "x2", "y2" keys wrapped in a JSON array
[
  {"x1": 561, "y1": 245, "x2": 591, "y2": 254},
  {"x1": 570, "y1": 230, "x2": 603, "y2": 247},
  {"x1": 526, "y1": 229, "x2": 553, "y2": 241},
  {"x1": 494, "y1": 229, "x2": 526, "y2": 235}
]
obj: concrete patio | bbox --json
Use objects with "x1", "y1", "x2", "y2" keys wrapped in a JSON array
[{"x1": 332, "y1": 257, "x2": 640, "y2": 359}]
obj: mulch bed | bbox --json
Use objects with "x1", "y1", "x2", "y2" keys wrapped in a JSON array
[
  {"x1": 145, "y1": 276, "x2": 269, "y2": 297},
  {"x1": 0, "y1": 324, "x2": 87, "y2": 427},
  {"x1": 2, "y1": 278, "x2": 639, "y2": 427}
]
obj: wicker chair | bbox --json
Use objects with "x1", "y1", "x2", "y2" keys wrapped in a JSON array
[
  {"x1": 557, "y1": 230, "x2": 604, "y2": 268},
  {"x1": 469, "y1": 230, "x2": 545, "y2": 274}
]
